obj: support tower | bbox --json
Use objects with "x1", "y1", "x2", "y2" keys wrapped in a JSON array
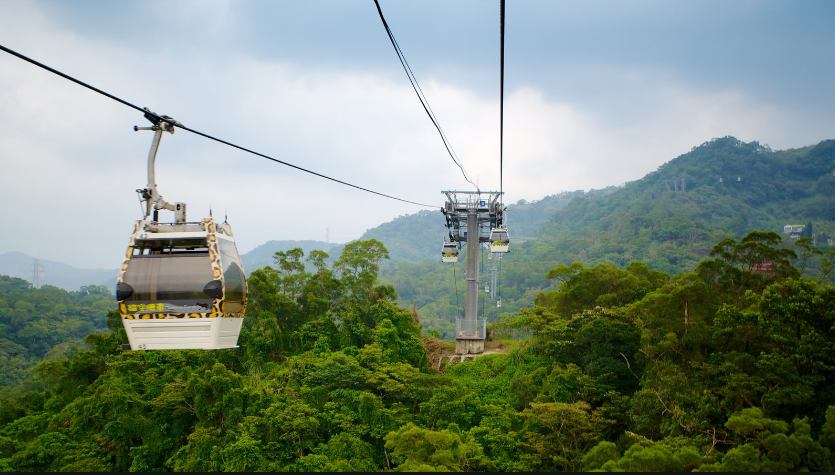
[{"x1": 441, "y1": 191, "x2": 505, "y2": 354}]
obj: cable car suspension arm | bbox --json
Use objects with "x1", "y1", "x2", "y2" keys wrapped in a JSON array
[{"x1": 134, "y1": 108, "x2": 187, "y2": 223}]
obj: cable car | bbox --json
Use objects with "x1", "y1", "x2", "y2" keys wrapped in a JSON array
[
  {"x1": 489, "y1": 227, "x2": 510, "y2": 253},
  {"x1": 116, "y1": 110, "x2": 247, "y2": 350},
  {"x1": 442, "y1": 241, "x2": 459, "y2": 263}
]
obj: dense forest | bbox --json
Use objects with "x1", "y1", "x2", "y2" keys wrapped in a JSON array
[
  {"x1": 0, "y1": 228, "x2": 834, "y2": 471},
  {"x1": 0, "y1": 137, "x2": 834, "y2": 471},
  {"x1": 0, "y1": 277, "x2": 112, "y2": 390}
]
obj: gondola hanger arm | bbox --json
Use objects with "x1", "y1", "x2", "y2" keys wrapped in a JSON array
[{"x1": 134, "y1": 108, "x2": 186, "y2": 223}]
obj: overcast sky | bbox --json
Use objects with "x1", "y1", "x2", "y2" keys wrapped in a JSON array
[{"x1": 1, "y1": 0, "x2": 833, "y2": 269}]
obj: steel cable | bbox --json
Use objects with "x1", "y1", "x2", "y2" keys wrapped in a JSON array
[{"x1": 0, "y1": 43, "x2": 435, "y2": 208}]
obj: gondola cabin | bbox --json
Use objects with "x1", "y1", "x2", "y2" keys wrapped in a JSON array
[
  {"x1": 489, "y1": 227, "x2": 510, "y2": 253},
  {"x1": 442, "y1": 241, "x2": 459, "y2": 263},
  {"x1": 116, "y1": 217, "x2": 247, "y2": 350}
]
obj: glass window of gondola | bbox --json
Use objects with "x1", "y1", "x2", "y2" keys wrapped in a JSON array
[
  {"x1": 491, "y1": 230, "x2": 509, "y2": 243},
  {"x1": 121, "y1": 239, "x2": 215, "y2": 313},
  {"x1": 132, "y1": 237, "x2": 210, "y2": 255},
  {"x1": 217, "y1": 237, "x2": 245, "y2": 312}
]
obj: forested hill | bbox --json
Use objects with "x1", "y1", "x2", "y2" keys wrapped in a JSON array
[
  {"x1": 529, "y1": 137, "x2": 835, "y2": 274},
  {"x1": 364, "y1": 137, "x2": 834, "y2": 275},
  {"x1": 0, "y1": 276, "x2": 112, "y2": 388},
  {"x1": 383, "y1": 137, "x2": 835, "y2": 338}
]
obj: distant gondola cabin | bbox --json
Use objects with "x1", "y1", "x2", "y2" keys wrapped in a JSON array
[
  {"x1": 489, "y1": 228, "x2": 510, "y2": 253},
  {"x1": 442, "y1": 242, "x2": 459, "y2": 263}
]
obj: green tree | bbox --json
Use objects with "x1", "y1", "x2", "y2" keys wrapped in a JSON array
[
  {"x1": 518, "y1": 401, "x2": 609, "y2": 471},
  {"x1": 384, "y1": 422, "x2": 489, "y2": 472},
  {"x1": 334, "y1": 239, "x2": 390, "y2": 300},
  {"x1": 696, "y1": 231, "x2": 798, "y2": 304}
]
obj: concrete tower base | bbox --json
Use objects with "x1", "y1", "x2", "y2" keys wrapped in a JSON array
[{"x1": 455, "y1": 338, "x2": 485, "y2": 355}]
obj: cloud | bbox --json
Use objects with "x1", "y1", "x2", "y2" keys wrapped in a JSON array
[{"x1": 499, "y1": 67, "x2": 815, "y2": 197}]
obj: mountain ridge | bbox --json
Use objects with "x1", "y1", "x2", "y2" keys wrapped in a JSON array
[
  {"x1": 529, "y1": 136, "x2": 835, "y2": 273},
  {"x1": 0, "y1": 251, "x2": 118, "y2": 292}
]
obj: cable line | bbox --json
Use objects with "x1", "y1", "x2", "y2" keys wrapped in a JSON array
[
  {"x1": 453, "y1": 263, "x2": 460, "y2": 318},
  {"x1": 497, "y1": 252, "x2": 502, "y2": 308},
  {"x1": 0, "y1": 43, "x2": 435, "y2": 208},
  {"x1": 372, "y1": 0, "x2": 478, "y2": 191},
  {"x1": 176, "y1": 121, "x2": 435, "y2": 207},
  {"x1": 499, "y1": 0, "x2": 506, "y2": 204}
]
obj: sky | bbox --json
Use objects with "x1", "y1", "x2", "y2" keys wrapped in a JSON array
[{"x1": 1, "y1": 0, "x2": 833, "y2": 269}]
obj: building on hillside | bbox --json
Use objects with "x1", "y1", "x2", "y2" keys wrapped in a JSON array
[
  {"x1": 752, "y1": 262, "x2": 773, "y2": 273},
  {"x1": 783, "y1": 224, "x2": 805, "y2": 239}
]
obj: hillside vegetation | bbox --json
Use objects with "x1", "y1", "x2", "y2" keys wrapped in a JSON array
[
  {"x1": 532, "y1": 136, "x2": 835, "y2": 274},
  {"x1": 0, "y1": 231, "x2": 833, "y2": 471},
  {"x1": 0, "y1": 276, "x2": 112, "y2": 389}
]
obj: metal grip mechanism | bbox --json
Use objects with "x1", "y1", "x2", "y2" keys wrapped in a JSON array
[{"x1": 134, "y1": 108, "x2": 187, "y2": 223}]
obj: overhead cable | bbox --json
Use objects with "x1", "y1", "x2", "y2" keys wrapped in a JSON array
[
  {"x1": 0, "y1": 43, "x2": 434, "y2": 208},
  {"x1": 500, "y1": 0, "x2": 506, "y2": 204},
  {"x1": 372, "y1": 0, "x2": 479, "y2": 191}
]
